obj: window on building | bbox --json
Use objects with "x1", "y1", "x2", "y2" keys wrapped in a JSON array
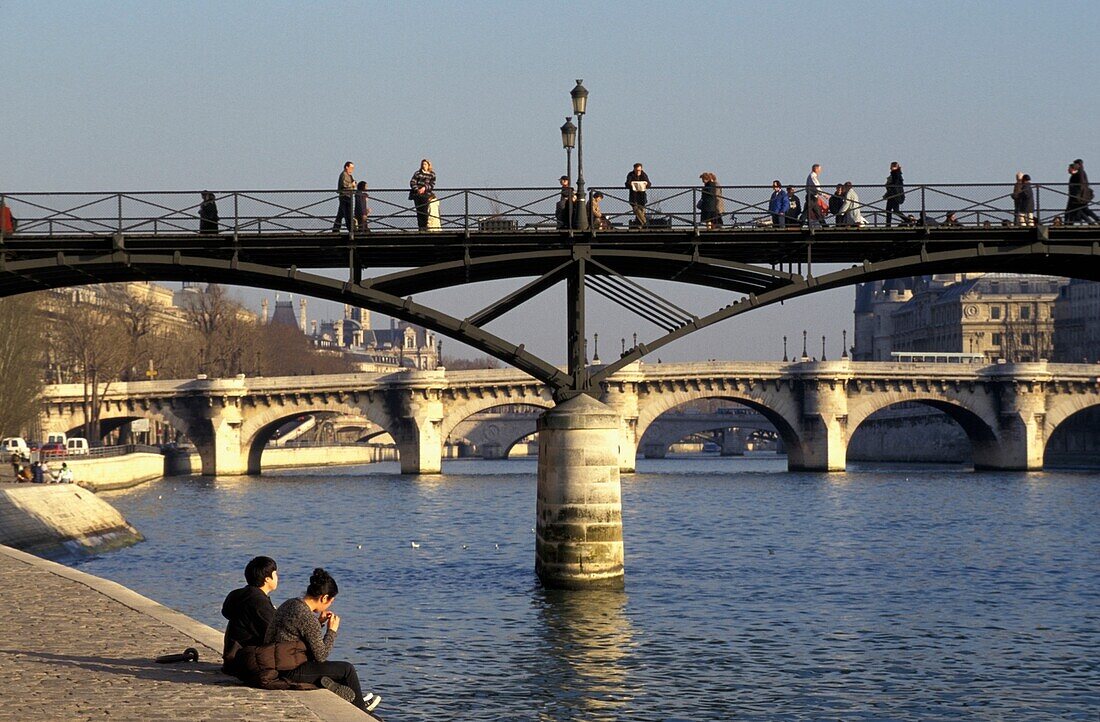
[
  {"x1": 991, "y1": 306, "x2": 1001, "y2": 319},
  {"x1": 1021, "y1": 305, "x2": 1031, "y2": 320},
  {"x1": 992, "y1": 333, "x2": 1002, "y2": 346},
  {"x1": 1022, "y1": 333, "x2": 1032, "y2": 346}
]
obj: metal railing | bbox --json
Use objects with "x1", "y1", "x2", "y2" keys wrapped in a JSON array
[
  {"x1": 1, "y1": 183, "x2": 1097, "y2": 239},
  {"x1": 33, "y1": 443, "x2": 162, "y2": 462}
]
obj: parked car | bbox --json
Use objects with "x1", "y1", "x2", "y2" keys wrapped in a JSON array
[
  {"x1": 40, "y1": 442, "x2": 67, "y2": 458},
  {"x1": 66, "y1": 438, "x2": 90, "y2": 456}
]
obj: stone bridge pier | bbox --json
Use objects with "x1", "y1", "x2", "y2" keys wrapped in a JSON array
[{"x1": 535, "y1": 394, "x2": 625, "y2": 590}]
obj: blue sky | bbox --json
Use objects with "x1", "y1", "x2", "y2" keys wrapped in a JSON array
[{"x1": 3, "y1": 1, "x2": 1096, "y2": 363}]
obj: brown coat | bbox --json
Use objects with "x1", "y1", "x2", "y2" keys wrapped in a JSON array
[{"x1": 226, "y1": 640, "x2": 314, "y2": 690}]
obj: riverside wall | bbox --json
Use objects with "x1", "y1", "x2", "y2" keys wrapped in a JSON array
[{"x1": 0, "y1": 484, "x2": 142, "y2": 561}]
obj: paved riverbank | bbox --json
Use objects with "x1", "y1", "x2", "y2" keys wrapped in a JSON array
[{"x1": 0, "y1": 544, "x2": 377, "y2": 721}]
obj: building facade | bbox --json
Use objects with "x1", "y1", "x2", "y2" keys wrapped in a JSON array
[
  {"x1": 854, "y1": 274, "x2": 1069, "y2": 363},
  {"x1": 1053, "y1": 278, "x2": 1100, "y2": 363}
]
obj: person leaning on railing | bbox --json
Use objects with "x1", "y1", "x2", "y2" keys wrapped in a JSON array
[
  {"x1": 768, "y1": 181, "x2": 789, "y2": 228},
  {"x1": 332, "y1": 162, "x2": 355, "y2": 234},
  {"x1": 199, "y1": 191, "x2": 220, "y2": 234},
  {"x1": 625, "y1": 163, "x2": 650, "y2": 228}
]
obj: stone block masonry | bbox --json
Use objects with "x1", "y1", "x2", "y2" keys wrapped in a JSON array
[{"x1": 0, "y1": 484, "x2": 143, "y2": 561}]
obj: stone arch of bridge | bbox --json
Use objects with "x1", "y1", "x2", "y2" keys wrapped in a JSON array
[
  {"x1": 1042, "y1": 394, "x2": 1100, "y2": 446},
  {"x1": 56, "y1": 407, "x2": 193, "y2": 446},
  {"x1": 241, "y1": 400, "x2": 397, "y2": 475},
  {"x1": 845, "y1": 395, "x2": 999, "y2": 464},
  {"x1": 1042, "y1": 396, "x2": 1100, "y2": 458},
  {"x1": 443, "y1": 400, "x2": 553, "y2": 459},
  {"x1": 639, "y1": 417, "x2": 779, "y2": 458},
  {"x1": 440, "y1": 396, "x2": 554, "y2": 447},
  {"x1": 635, "y1": 394, "x2": 800, "y2": 459}
]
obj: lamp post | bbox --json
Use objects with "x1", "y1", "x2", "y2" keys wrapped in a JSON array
[
  {"x1": 570, "y1": 80, "x2": 589, "y2": 231},
  {"x1": 560, "y1": 117, "x2": 576, "y2": 229}
]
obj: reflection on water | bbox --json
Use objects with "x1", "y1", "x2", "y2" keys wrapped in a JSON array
[
  {"x1": 534, "y1": 589, "x2": 635, "y2": 721},
  {"x1": 80, "y1": 457, "x2": 1100, "y2": 721}
]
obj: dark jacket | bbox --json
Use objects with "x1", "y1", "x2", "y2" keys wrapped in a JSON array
[
  {"x1": 221, "y1": 585, "x2": 275, "y2": 663},
  {"x1": 199, "y1": 199, "x2": 219, "y2": 233},
  {"x1": 769, "y1": 189, "x2": 789, "y2": 215},
  {"x1": 699, "y1": 181, "x2": 721, "y2": 221},
  {"x1": 885, "y1": 169, "x2": 905, "y2": 203},
  {"x1": 1067, "y1": 167, "x2": 1091, "y2": 208},
  {"x1": 229, "y1": 640, "x2": 313, "y2": 690},
  {"x1": 625, "y1": 170, "x2": 650, "y2": 205},
  {"x1": 410, "y1": 169, "x2": 436, "y2": 200},
  {"x1": 785, "y1": 193, "x2": 802, "y2": 223},
  {"x1": 828, "y1": 192, "x2": 844, "y2": 216},
  {"x1": 1012, "y1": 180, "x2": 1034, "y2": 213}
]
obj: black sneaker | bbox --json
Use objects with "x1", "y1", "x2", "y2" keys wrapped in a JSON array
[{"x1": 319, "y1": 676, "x2": 356, "y2": 704}]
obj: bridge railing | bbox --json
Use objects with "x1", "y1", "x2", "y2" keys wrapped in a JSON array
[{"x1": 2, "y1": 183, "x2": 1096, "y2": 238}]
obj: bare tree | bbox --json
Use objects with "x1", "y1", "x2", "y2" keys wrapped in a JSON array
[{"x1": 0, "y1": 296, "x2": 46, "y2": 437}]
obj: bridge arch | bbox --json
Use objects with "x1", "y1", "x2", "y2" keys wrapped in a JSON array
[
  {"x1": 638, "y1": 414, "x2": 779, "y2": 459},
  {"x1": 444, "y1": 401, "x2": 552, "y2": 460},
  {"x1": 240, "y1": 398, "x2": 398, "y2": 475},
  {"x1": 1043, "y1": 397, "x2": 1100, "y2": 465},
  {"x1": 846, "y1": 394, "x2": 999, "y2": 467},
  {"x1": 635, "y1": 392, "x2": 801, "y2": 463}
]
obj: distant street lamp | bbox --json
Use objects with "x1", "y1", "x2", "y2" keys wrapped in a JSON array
[
  {"x1": 783, "y1": 335, "x2": 788, "y2": 362},
  {"x1": 570, "y1": 80, "x2": 589, "y2": 231},
  {"x1": 560, "y1": 117, "x2": 576, "y2": 228},
  {"x1": 592, "y1": 333, "x2": 601, "y2": 364}
]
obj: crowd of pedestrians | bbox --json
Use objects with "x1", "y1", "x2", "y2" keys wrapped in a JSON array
[{"x1": 184, "y1": 157, "x2": 1097, "y2": 235}]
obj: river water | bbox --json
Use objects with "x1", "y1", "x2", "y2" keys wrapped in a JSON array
[{"x1": 80, "y1": 456, "x2": 1098, "y2": 721}]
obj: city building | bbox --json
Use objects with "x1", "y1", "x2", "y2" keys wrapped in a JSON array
[
  {"x1": 310, "y1": 304, "x2": 442, "y2": 370},
  {"x1": 853, "y1": 274, "x2": 1069, "y2": 362},
  {"x1": 1053, "y1": 278, "x2": 1100, "y2": 363}
]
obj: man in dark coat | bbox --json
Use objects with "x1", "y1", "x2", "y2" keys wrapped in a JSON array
[
  {"x1": 625, "y1": 163, "x2": 651, "y2": 228},
  {"x1": 222, "y1": 556, "x2": 278, "y2": 673},
  {"x1": 884, "y1": 162, "x2": 905, "y2": 227},
  {"x1": 1067, "y1": 159, "x2": 1099, "y2": 225}
]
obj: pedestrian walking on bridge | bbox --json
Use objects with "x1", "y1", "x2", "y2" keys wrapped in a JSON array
[
  {"x1": 769, "y1": 181, "x2": 789, "y2": 228},
  {"x1": 332, "y1": 162, "x2": 355, "y2": 235},
  {"x1": 1066, "y1": 159, "x2": 1099, "y2": 225}
]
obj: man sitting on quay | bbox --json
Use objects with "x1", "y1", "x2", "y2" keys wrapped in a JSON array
[{"x1": 221, "y1": 555, "x2": 279, "y2": 673}]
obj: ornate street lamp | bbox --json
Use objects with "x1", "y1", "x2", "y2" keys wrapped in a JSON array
[
  {"x1": 560, "y1": 117, "x2": 576, "y2": 229},
  {"x1": 570, "y1": 80, "x2": 589, "y2": 231}
]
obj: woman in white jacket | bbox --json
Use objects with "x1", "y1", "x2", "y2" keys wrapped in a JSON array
[{"x1": 840, "y1": 182, "x2": 866, "y2": 226}]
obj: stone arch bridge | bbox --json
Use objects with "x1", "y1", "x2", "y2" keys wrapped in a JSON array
[{"x1": 41, "y1": 360, "x2": 1100, "y2": 476}]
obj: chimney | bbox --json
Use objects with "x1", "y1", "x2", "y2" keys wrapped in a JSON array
[
  {"x1": 344, "y1": 303, "x2": 351, "y2": 319},
  {"x1": 336, "y1": 319, "x2": 345, "y2": 347},
  {"x1": 261, "y1": 298, "x2": 269, "y2": 324},
  {"x1": 298, "y1": 298, "x2": 307, "y2": 332},
  {"x1": 310, "y1": 319, "x2": 318, "y2": 336}
]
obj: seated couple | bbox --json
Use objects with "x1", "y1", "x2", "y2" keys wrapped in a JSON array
[{"x1": 221, "y1": 556, "x2": 381, "y2": 713}]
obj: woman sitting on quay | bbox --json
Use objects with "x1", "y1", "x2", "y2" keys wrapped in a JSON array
[{"x1": 264, "y1": 568, "x2": 381, "y2": 713}]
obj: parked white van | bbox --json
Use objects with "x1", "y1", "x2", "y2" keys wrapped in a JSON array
[
  {"x1": 46, "y1": 432, "x2": 67, "y2": 446},
  {"x1": 66, "y1": 438, "x2": 90, "y2": 456},
  {"x1": 2, "y1": 437, "x2": 29, "y2": 458}
]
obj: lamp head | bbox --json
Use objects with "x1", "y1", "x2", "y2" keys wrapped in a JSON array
[
  {"x1": 570, "y1": 79, "x2": 588, "y2": 115},
  {"x1": 560, "y1": 117, "x2": 577, "y2": 149}
]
